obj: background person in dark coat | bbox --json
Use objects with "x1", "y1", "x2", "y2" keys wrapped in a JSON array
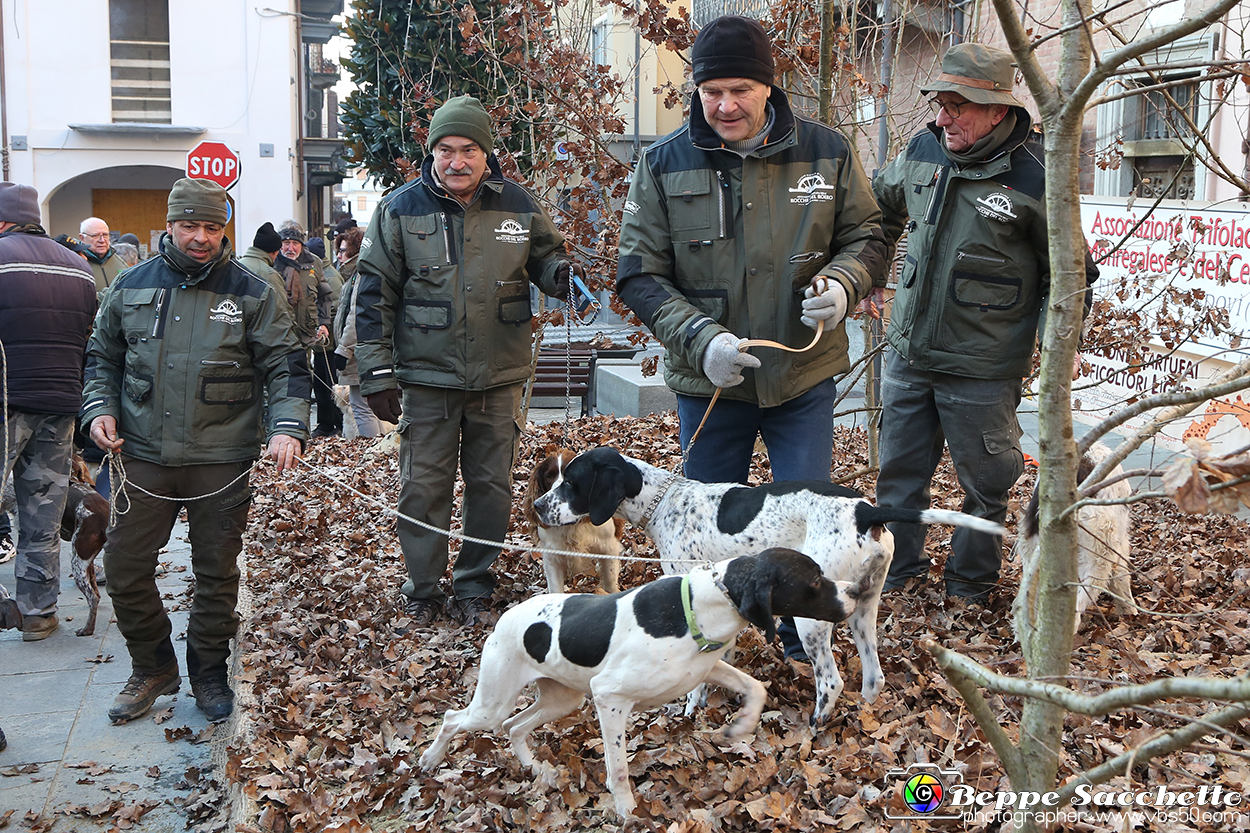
[{"x1": 0, "y1": 182, "x2": 98, "y2": 642}]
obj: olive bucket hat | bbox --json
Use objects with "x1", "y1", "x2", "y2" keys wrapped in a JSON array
[{"x1": 920, "y1": 42, "x2": 1023, "y2": 108}]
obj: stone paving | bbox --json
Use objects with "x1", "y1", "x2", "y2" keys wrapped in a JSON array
[{"x1": 0, "y1": 517, "x2": 226, "y2": 830}]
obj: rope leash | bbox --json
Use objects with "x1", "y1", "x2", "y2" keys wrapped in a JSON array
[
  {"x1": 293, "y1": 455, "x2": 683, "y2": 566},
  {"x1": 104, "y1": 450, "x2": 258, "y2": 528},
  {"x1": 684, "y1": 318, "x2": 826, "y2": 458}
]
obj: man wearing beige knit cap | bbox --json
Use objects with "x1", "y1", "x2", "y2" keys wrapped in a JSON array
[{"x1": 83, "y1": 177, "x2": 311, "y2": 726}]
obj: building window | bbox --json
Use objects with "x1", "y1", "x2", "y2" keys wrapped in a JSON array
[
  {"x1": 109, "y1": 0, "x2": 171, "y2": 124},
  {"x1": 357, "y1": 195, "x2": 368, "y2": 212},
  {"x1": 591, "y1": 20, "x2": 610, "y2": 68},
  {"x1": 1139, "y1": 79, "x2": 1198, "y2": 141},
  {"x1": 1093, "y1": 35, "x2": 1213, "y2": 200}
]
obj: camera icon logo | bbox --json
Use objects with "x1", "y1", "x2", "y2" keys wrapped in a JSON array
[{"x1": 884, "y1": 764, "x2": 964, "y2": 819}]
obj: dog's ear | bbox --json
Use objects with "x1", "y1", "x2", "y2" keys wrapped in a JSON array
[
  {"x1": 587, "y1": 466, "x2": 626, "y2": 526},
  {"x1": 731, "y1": 556, "x2": 777, "y2": 643}
]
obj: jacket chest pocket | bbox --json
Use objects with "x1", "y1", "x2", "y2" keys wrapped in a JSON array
[
  {"x1": 664, "y1": 171, "x2": 718, "y2": 234},
  {"x1": 950, "y1": 252, "x2": 1020, "y2": 310},
  {"x1": 121, "y1": 287, "x2": 161, "y2": 338},
  {"x1": 200, "y1": 380, "x2": 256, "y2": 406},
  {"x1": 402, "y1": 214, "x2": 452, "y2": 283}
]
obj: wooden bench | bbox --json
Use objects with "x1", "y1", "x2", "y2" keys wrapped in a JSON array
[
  {"x1": 531, "y1": 347, "x2": 594, "y2": 414},
  {"x1": 528, "y1": 346, "x2": 640, "y2": 415}
]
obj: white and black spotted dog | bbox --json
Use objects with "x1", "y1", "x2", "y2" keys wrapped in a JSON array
[
  {"x1": 419, "y1": 547, "x2": 883, "y2": 820},
  {"x1": 532, "y1": 446, "x2": 1007, "y2": 725}
]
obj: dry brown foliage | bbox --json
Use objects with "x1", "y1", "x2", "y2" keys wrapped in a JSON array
[{"x1": 228, "y1": 416, "x2": 1250, "y2": 832}]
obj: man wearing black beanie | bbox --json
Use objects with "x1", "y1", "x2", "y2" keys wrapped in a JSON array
[
  {"x1": 616, "y1": 15, "x2": 887, "y2": 666},
  {"x1": 237, "y1": 222, "x2": 291, "y2": 306}
]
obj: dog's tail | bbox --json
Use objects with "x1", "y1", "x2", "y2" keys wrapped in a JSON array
[{"x1": 856, "y1": 504, "x2": 1006, "y2": 536}]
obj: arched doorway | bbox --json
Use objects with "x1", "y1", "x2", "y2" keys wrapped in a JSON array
[{"x1": 46, "y1": 165, "x2": 236, "y2": 258}]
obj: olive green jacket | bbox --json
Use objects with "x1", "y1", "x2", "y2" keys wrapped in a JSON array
[
  {"x1": 82, "y1": 235, "x2": 311, "y2": 466},
  {"x1": 237, "y1": 246, "x2": 291, "y2": 313},
  {"x1": 355, "y1": 154, "x2": 569, "y2": 394},
  {"x1": 874, "y1": 110, "x2": 1095, "y2": 379},
  {"x1": 616, "y1": 87, "x2": 887, "y2": 407},
  {"x1": 85, "y1": 248, "x2": 124, "y2": 295}
]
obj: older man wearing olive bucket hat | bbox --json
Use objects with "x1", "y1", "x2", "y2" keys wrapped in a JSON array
[{"x1": 870, "y1": 43, "x2": 1099, "y2": 601}]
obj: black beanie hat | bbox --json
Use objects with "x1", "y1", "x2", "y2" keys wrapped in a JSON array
[
  {"x1": 307, "y1": 237, "x2": 326, "y2": 258},
  {"x1": 254, "y1": 222, "x2": 282, "y2": 253},
  {"x1": 691, "y1": 16, "x2": 775, "y2": 87}
]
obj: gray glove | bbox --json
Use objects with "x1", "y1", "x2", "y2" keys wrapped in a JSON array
[
  {"x1": 701, "y1": 332, "x2": 761, "y2": 388},
  {"x1": 801, "y1": 278, "x2": 848, "y2": 329}
]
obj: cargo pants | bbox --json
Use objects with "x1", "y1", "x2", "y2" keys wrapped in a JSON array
[
  {"x1": 876, "y1": 350, "x2": 1025, "y2": 597},
  {"x1": 396, "y1": 382, "x2": 522, "y2": 605},
  {"x1": 102, "y1": 457, "x2": 252, "y2": 681},
  {"x1": 2, "y1": 412, "x2": 74, "y2": 616}
]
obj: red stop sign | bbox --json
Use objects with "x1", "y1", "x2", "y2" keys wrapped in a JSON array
[{"x1": 186, "y1": 141, "x2": 241, "y2": 190}]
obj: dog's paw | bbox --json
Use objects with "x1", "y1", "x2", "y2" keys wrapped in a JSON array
[
  {"x1": 861, "y1": 674, "x2": 884, "y2": 703},
  {"x1": 417, "y1": 750, "x2": 443, "y2": 771}
]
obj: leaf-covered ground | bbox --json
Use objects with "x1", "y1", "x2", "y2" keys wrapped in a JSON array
[{"x1": 227, "y1": 415, "x2": 1250, "y2": 832}]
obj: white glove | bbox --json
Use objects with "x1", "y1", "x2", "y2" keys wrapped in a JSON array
[
  {"x1": 801, "y1": 278, "x2": 849, "y2": 329},
  {"x1": 701, "y1": 332, "x2": 761, "y2": 388}
]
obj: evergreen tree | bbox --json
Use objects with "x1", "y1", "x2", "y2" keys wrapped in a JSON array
[{"x1": 339, "y1": 0, "x2": 514, "y2": 187}]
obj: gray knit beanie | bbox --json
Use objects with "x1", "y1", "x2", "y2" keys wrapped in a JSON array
[{"x1": 0, "y1": 182, "x2": 41, "y2": 226}]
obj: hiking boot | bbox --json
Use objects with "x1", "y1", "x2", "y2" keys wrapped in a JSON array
[
  {"x1": 191, "y1": 676, "x2": 235, "y2": 723},
  {"x1": 454, "y1": 596, "x2": 496, "y2": 628},
  {"x1": 109, "y1": 665, "x2": 181, "y2": 724},
  {"x1": 0, "y1": 535, "x2": 15, "y2": 564},
  {"x1": 401, "y1": 597, "x2": 441, "y2": 630},
  {"x1": 21, "y1": 614, "x2": 58, "y2": 642}
]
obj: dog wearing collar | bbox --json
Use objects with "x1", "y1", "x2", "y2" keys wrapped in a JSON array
[
  {"x1": 532, "y1": 446, "x2": 1007, "y2": 725},
  {"x1": 418, "y1": 547, "x2": 883, "y2": 820},
  {"x1": 522, "y1": 448, "x2": 623, "y2": 594}
]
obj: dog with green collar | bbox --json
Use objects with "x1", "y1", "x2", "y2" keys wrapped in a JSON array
[{"x1": 419, "y1": 547, "x2": 886, "y2": 820}]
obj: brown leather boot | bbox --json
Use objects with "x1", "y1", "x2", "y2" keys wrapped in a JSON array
[{"x1": 108, "y1": 665, "x2": 181, "y2": 724}]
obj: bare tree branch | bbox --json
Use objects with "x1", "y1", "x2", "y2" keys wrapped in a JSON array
[{"x1": 928, "y1": 641, "x2": 1250, "y2": 715}]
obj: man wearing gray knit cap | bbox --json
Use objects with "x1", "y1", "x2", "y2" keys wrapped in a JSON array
[{"x1": 616, "y1": 15, "x2": 886, "y2": 662}]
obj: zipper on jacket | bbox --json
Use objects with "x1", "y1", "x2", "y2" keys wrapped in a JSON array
[
  {"x1": 923, "y1": 167, "x2": 949, "y2": 226},
  {"x1": 440, "y1": 213, "x2": 453, "y2": 264},
  {"x1": 150, "y1": 288, "x2": 167, "y2": 338},
  {"x1": 715, "y1": 170, "x2": 727, "y2": 238},
  {"x1": 200, "y1": 360, "x2": 241, "y2": 368},
  {"x1": 955, "y1": 251, "x2": 1008, "y2": 267}
]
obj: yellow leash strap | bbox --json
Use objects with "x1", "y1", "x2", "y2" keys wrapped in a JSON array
[{"x1": 684, "y1": 319, "x2": 825, "y2": 456}]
